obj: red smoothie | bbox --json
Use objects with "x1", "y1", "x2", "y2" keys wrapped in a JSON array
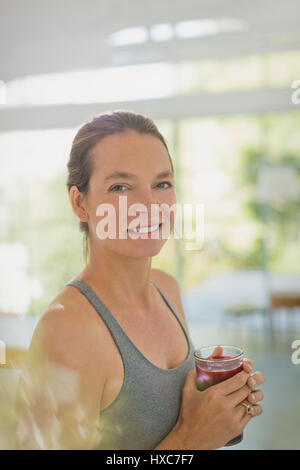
[{"x1": 195, "y1": 355, "x2": 243, "y2": 390}]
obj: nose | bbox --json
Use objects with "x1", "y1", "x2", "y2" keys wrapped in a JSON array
[
  {"x1": 135, "y1": 187, "x2": 159, "y2": 207},
  {"x1": 130, "y1": 188, "x2": 160, "y2": 224}
]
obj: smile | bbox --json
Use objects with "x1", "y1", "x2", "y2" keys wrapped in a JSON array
[{"x1": 128, "y1": 223, "x2": 162, "y2": 234}]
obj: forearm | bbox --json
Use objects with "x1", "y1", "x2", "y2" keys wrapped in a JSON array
[
  {"x1": 153, "y1": 421, "x2": 209, "y2": 451},
  {"x1": 154, "y1": 427, "x2": 184, "y2": 450},
  {"x1": 153, "y1": 420, "x2": 197, "y2": 450}
]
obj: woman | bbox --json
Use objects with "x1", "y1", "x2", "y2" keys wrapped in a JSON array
[{"x1": 15, "y1": 111, "x2": 265, "y2": 450}]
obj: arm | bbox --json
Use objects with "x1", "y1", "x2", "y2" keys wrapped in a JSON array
[
  {"x1": 153, "y1": 422, "x2": 185, "y2": 450},
  {"x1": 14, "y1": 305, "x2": 106, "y2": 450}
]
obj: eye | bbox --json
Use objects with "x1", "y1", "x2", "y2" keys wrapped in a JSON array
[
  {"x1": 156, "y1": 181, "x2": 173, "y2": 189},
  {"x1": 109, "y1": 184, "x2": 128, "y2": 192}
]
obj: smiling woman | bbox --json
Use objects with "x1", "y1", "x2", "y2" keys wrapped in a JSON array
[
  {"x1": 14, "y1": 110, "x2": 265, "y2": 450},
  {"x1": 66, "y1": 111, "x2": 175, "y2": 262}
]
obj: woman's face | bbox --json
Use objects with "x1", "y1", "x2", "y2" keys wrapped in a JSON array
[{"x1": 83, "y1": 130, "x2": 176, "y2": 259}]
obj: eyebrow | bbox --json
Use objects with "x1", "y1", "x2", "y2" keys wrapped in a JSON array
[{"x1": 104, "y1": 170, "x2": 174, "y2": 183}]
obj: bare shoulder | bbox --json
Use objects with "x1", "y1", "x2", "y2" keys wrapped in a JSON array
[
  {"x1": 150, "y1": 268, "x2": 189, "y2": 332},
  {"x1": 151, "y1": 268, "x2": 180, "y2": 293},
  {"x1": 28, "y1": 284, "x2": 107, "y2": 379},
  {"x1": 17, "y1": 285, "x2": 107, "y2": 448}
]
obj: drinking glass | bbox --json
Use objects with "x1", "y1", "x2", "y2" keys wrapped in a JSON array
[{"x1": 194, "y1": 345, "x2": 244, "y2": 446}]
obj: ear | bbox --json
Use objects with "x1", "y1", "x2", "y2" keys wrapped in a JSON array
[{"x1": 69, "y1": 186, "x2": 89, "y2": 222}]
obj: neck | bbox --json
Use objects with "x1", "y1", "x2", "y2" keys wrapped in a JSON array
[{"x1": 79, "y1": 243, "x2": 155, "y2": 308}]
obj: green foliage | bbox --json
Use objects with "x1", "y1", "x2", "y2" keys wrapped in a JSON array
[{"x1": 233, "y1": 145, "x2": 300, "y2": 272}]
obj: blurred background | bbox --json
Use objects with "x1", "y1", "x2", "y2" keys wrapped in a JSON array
[{"x1": 0, "y1": 0, "x2": 300, "y2": 450}]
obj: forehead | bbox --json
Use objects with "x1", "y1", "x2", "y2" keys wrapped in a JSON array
[{"x1": 90, "y1": 130, "x2": 172, "y2": 178}]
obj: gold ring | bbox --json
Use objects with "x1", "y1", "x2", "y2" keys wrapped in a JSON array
[{"x1": 241, "y1": 401, "x2": 251, "y2": 415}]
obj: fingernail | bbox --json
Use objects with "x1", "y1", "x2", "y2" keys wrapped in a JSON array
[
  {"x1": 249, "y1": 378, "x2": 256, "y2": 387},
  {"x1": 251, "y1": 393, "x2": 256, "y2": 403}
]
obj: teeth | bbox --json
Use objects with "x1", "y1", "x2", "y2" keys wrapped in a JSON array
[{"x1": 129, "y1": 224, "x2": 160, "y2": 233}]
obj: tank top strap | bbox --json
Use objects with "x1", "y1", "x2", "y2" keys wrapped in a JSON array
[
  {"x1": 150, "y1": 279, "x2": 190, "y2": 341},
  {"x1": 65, "y1": 277, "x2": 138, "y2": 367}
]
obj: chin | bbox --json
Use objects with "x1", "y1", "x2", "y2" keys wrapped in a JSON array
[
  {"x1": 129, "y1": 242, "x2": 166, "y2": 258},
  {"x1": 121, "y1": 238, "x2": 167, "y2": 259}
]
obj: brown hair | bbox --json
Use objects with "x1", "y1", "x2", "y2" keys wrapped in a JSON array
[{"x1": 66, "y1": 110, "x2": 174, "y2": 263}]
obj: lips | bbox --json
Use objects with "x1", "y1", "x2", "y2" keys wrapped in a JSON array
[{"x1": 127, "y1": 222, "x2": 162, "y2": 234}]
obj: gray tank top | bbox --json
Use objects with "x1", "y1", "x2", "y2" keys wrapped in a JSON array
[{"x1": 65, "y1": 277, "x2": 195, "y2": 450}]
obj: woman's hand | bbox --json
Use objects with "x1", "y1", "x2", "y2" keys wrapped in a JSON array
[
  {"x1": 173, "y1": 358, "x2": 265, "y2": 450},
  {"x1": 212, "y1": 346, "x2": 265, "y2": 414}
]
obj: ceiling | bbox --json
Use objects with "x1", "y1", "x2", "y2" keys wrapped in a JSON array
[{"x1": 1, "y1": 0, "x2": 300, "y2": 81}]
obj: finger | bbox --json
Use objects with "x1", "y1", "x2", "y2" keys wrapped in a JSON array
[
  {"x1": 247, "y1": 389, "x2": 264, "y2": 405},
  {"x1": 228, "y1": 383, "x2": 252, "y2": 406},
  {"x1": 247, "y1": 371, "x2": 266, "y2": 389},
  {"x1": 242, "y1": 358, "x2": 254, "y2": 374},
  {"x1": 240, "y1": 404, "x2": 263, "y2": 426},
  {"x1": 235, "y1": 400, "x2": 252, "y2": 420},
  {"x1": 211, "y1": 345, "x2": 223, "y2": 357},
  {"x1": 249, "y1": 404, "x2": 263, "y2": 417},
  {"x1": 213, "y1": 369, "x2": 250, "y2": 396}
]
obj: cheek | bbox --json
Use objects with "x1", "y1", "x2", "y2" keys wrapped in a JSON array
[
  {"x1": 158, "y1": 188, "x2": 176, "y2": 205},
  {"x1": 89, "y1": 195, "x2": 119, "y2": 234},
  {"x1": 165, "y1": 191, "x2": 177, "y2": 212},
  {"x1": 160, "y1": 194, "x2": 177, "y2": 228}
]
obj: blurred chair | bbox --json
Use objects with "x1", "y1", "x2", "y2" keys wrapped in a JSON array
[
  {"x1": 270, "y1": 292, "x2": 300, "y2": 333},
  {"x1": 223, "y1": 303, "x2": 268, "y2": 346}
]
